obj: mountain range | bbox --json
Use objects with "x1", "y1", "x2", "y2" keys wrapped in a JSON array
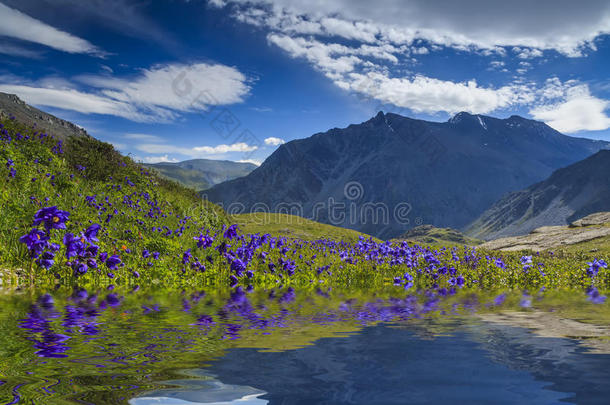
[
  {"x1": 204, "y1": 111, "x2": 608, "y2": 238},
  {"x1": 467, "y1": 150, "x2": 610, "y2": 240},
  {"x1": 144, "y1": 159, "x2": 257, "y2": 191}
]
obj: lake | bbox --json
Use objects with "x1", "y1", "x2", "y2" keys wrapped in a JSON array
[{"x1": 1, "y1": 286, "x2": 609, "y2": 404}]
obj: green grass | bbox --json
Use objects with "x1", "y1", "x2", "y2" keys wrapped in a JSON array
[
  {"x1": 395, "y1": 225, "x2": 482, "y2": 248},
  {"x1": 0, "y1": 117, "x2": 228, "y2": 287},
  {"x1": 231, "y1": 212, "x2": 379, "y2": 243}
]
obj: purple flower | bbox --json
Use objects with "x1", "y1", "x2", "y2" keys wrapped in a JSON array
[
  {"x1": 82, "y1": 224, "x2": 101, "y2": 243},
  {"x1": 35, "y1": 251, "x2": 55, "y2": 269},
  {"x1": 19, "y1": 228, "x2": 48, "y2": 258},
  {"x1": 194, "y1": 233, "x2": 214, "y2": 249},
  {"x1": 231, "y1": 258, "x2": 246, "y2": 276},
  {"x1": 587, "y1": 286, "x2": 607, "y2": 304},
  {"x1": 33, "y1": 206, "x2": 70, "y2": 231},
  {"x1": 182, "y1": 249, "x2": 192, "y2": 265},
  {"x1": 105, "y1": 255, "x2": 121, "y2": 270},
  {"x1": 493, "y1": 293, "x2": 507, "y2": 306},
  {"x1": 587, "y1": 259, "x2": 608, "y2": 278},
  {"x1": 223, "y1": 224, "x2": 239, "y2": 240},
  {"x1": 520, "y1": 256, "x2": 533, "y2": 265},
  {"x1": 63, "y1": 233, "x2": 84, "y2": 259}
]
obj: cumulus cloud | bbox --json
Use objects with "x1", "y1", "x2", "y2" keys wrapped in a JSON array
[
  {"x1": 530, "y1": 85, "x2": 610, "y2": 133},
  {"x1": 139, "y1": 155, "x2": 179, "y2": 164},
  {"x1": 264, "y1": 136, "x2": 285, "y2": 145},
  {"x1": 213, "y1": 0, "x2": 610, "y2": 56},
  {"x1": 135, "y1": 142, "x2": 258, "y2": 157},
  {"x1": 0, "y1": 62, "x2": 251, "y2": 122},
  {"x1": 211, "y1": 0, "x2": 610, "y2": 120},
  {"x1": 343, "y1": 73, "x2": 535, "y2": 115},
  {"x1": 0, "y1": 2, "x2": 102, "y2": 55},
  {"x1": 238, "y1": 159, "x2": 262, "y2": 165}
]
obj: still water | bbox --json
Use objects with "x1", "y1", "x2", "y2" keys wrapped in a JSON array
[{"x1": 1, "y1": 286, "x2": 609, "y2": 404}]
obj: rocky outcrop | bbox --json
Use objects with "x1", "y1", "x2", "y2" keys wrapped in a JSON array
[{"x1": 479, "y1": 212, "x2": 610, "y2": 251}]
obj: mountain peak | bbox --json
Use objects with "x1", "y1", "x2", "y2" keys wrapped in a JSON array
[{"x1": 448, "y1": 111, "x2": 475, "y2": 124}]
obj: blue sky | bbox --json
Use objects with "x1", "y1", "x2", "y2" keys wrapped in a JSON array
[{"x1": 1, "y1": 0, "x2": 609, "y2": 164}]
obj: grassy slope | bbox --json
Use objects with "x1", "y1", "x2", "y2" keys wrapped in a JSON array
[
  {"x1": 0, "y1": 117, "x2": 227, "y2": 285},
  {"x1": 395, "y1": 226, "x2": 482, "y2": 248},
  {"x1": 232, "y1": 212, "x2": 378, "y2": 243}
]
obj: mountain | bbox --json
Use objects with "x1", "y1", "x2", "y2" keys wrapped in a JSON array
[
  {"x1": 204, "y1": 111, "x2": 608, "y2": 239},
  {"x1": 0, "y1": 92, "x2": 88, "y2": 139},
  {"x1": 467, "y1": 150, "x2": 610, "y2": 240},
  {"x1": 144, "y1": 159, "x2": 257, "y2": 191}
]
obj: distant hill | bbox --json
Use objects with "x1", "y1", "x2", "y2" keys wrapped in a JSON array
[
  {"x1": 204, "y1": 111, "x2": 608, "y2": 239},
  {"x1": 144, "y1": 159, "x2": 257, "y2": 191},
  {"x1": 0, "y1": 92, "x2": 88, "y2": 139},
  {"x1": 396, "y1": 225, "x2": 482, "y2": 247},
  {"x1": 468, "y1": 150, "x2": 610, "y2": 240},
  {"x1": 232, "y1": 213, "x2": 377, "y2": 243}
]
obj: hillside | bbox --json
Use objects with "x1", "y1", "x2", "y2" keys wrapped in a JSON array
[
  {"x1": 0, "y1": 114, "x2": 228, "y2": 284},
  {"x1": 232, "y1": 213, "x2": 377, "y2": 243},
  {"x1": 468, "y1": 150, "x2": 610, "y2": 240},
  {"x1": 144, "y1": 159, "x2": 256, "y2": 191},
  {"x1": 204, "y1": 111, "x2": 608, "y2": 239},
  {"x1": 0, "y1": 92, "x2": 88, "y2": 140},
  {"x1": 396, "y1": 225, "x2": 482, "y2": 247}
]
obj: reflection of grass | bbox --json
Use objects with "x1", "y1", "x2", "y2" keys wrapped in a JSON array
[
  {"x1": 1, "y1": 285, "x2": 610, "y2": 403},
  {"x1": 232, "y1": 212, "x2": 378, "y2": 243}
]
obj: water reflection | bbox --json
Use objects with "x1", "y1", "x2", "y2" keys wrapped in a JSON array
[{"x1": 0, "y1": 286, "x2": 608, "y2": 404}]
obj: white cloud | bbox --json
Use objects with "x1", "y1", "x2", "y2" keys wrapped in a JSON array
[
  {"x1": 0, "y1": 3, "x2": 102, "y2": 55},
  {"x1": 0, "y1": 43, "x2": 43, "y2": 59},
  {"x1": 211, "y1": 0, "x2": 610, "y2": 119},
  {"x1": 0, "y1": 84, "x2": 151, "y2": 121},
  {"x1": 124, "y1": 133, "x2": 164, "y2": 142},
  {"x1": 513, "y1": 47, "x2": 544, "y2": 59},
  {"x1": 0, "y1": 62, "x2": 251, "y2": 122},
  {"x1": 238, "y1": 159, "x2": 262, "y2": 165},
  {"x1": 136, "y1": 142, "x2": 258, "y2": 157},
  {"x1": 264, "y1": 136, "x2": 285, "y2": 145},
  {"x1": 530, "y1": 85, "x2": 610, "y2": 133},
  {"x1": 346, "y1": 72, "x2": 535, "y2": 115},
  {"x1": 140, "y1": 155, "x2": 179, "y2": 164},
  {"x1": 81, "y1": 63, "x2": 250, "y2": 113},
  {"x1": 215, "y1": 0, "x2": 610, "y2": 57}
]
